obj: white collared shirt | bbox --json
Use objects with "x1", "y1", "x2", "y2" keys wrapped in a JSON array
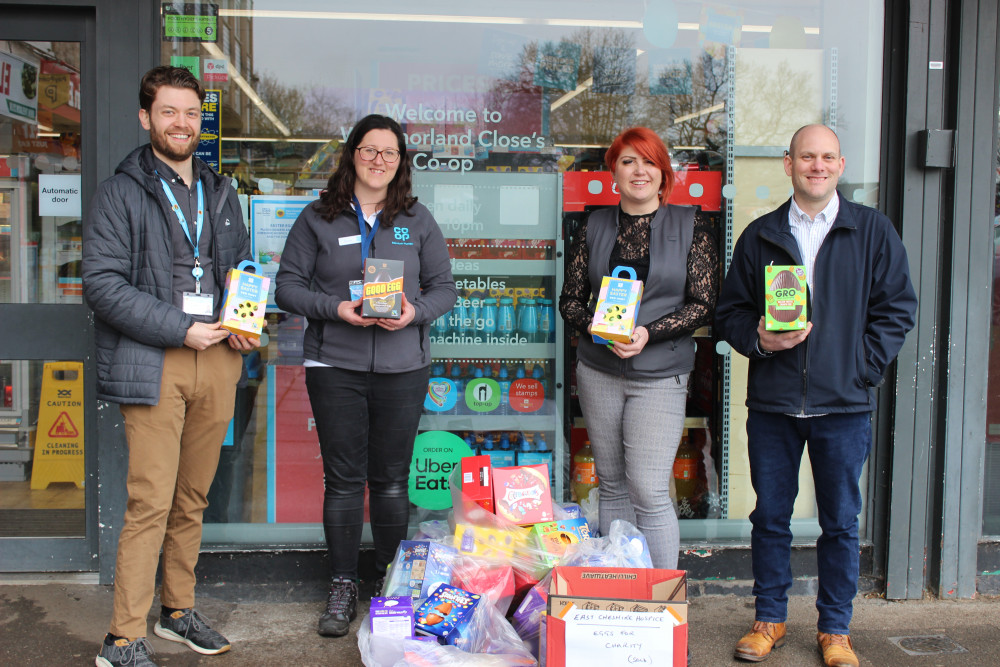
[{"x1": 788, "y1": 195, "x2": 839, "y2": 291}]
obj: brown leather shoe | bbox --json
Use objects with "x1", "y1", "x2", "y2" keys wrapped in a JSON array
[
  {"x1": 734, "y1": 621, "x2": 786, "y2": 661},
  {"x1": 817, "y1": 632, "x2": 859, "y2": 667}
]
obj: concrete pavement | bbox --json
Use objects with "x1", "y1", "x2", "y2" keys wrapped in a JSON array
[{"x1": 1, "y1": 573, "x2": 998, "y2": 666}]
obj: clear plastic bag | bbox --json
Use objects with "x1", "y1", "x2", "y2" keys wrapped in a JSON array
[
  {"x1": 358, "y1": 596, "x2": 536, "y2": 666},
  {"x1": 558, "y1": 519, "x2": 653, "y2": 568}
]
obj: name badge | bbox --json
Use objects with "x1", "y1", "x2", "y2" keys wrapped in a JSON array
[
  {"x1": 182, "y1": 292, "x2": 214, "y2": 316},
  {"x1": 348, "y1": 280, "x2": 363, "y2": 301},
  {"x1": 339, "y1": 234, "x2": 362, "y2": 246}
]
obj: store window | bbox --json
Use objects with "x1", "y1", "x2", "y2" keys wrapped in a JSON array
[
  {"x1": 157, "y1": 1, "x2": 886, "y2": 546},
  {"x1": 1, "y1": 39, "x2": 85, "y2": 537}
]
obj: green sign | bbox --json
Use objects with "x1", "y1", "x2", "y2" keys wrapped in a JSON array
[
  {"x1": 163, "y1": 3, "x2": 218, "y2": 42},
  {"x1": 408, "y1": 431, "x2": 473, "y2": 510},
  {"x1": 466, "y1": 378, "x2": 501, "y2": 413},
  {"x1": 170, "y1": 56, "x2": 200, "y2": 77}
]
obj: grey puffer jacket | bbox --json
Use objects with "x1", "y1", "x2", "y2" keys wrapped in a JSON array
[{"x1": 82, "y1": 145, "x2": 250, "y2": 404}]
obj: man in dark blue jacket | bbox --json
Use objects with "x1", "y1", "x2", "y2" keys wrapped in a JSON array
[
  {"x1": 716, "y1": 125, "x2": 917, "y2": 667},
  {"x1": 83, "y1": 66, "x2": 258, "y2": 667}
]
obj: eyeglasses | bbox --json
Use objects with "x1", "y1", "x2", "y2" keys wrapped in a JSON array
[{"x1": 356, "y1": 146, "x2": 401, "y2": 163}]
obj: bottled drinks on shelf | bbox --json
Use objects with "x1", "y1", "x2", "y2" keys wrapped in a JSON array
[
  {"x1": 571, "y1": 441, "x2": 598, "y2": 502},
  {"x1": 468, "y1": 297, "x2": 482, "y2": 343},
  {"x1": 449, "y1": 361, "x2": 465, "y2": 415},
  {"x1": 497, "y1": 364, "x2": 511, "y2": 415},
  {"x1": 516, "y1": 431, "x2": 554, "y2": 485},
  {"x1": 516, "y1": 297, "x2": 539, "y2": 342},
  {"x1": 496, "y1": 297, "x2": 515, "y2": 342},
  {"x1": 479, "y1": 297, "x2": 498, "y2": 343},
  {"x1": 673, "y1": 431, "x2": 700, "y2": 517},
  {"x1": 495, "y1": 432, "x2": 516, "y2": 467},
  {"x1": 538, "y1": 298, "x2": 555, "y2": 343},
  {"x1": 452, "y1": 298, "x2": 470, "y2": 342},
  {"x1": 480, "y1": 431, "x2": 495, "y2": 457}
]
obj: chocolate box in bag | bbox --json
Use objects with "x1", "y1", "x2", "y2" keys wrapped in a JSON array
[
  {"x1": 414, "y1": 583, "x2": 481, "y2": 646},
  {"x1": 220, "y1": 260, "x2": 269, "y2": 339}
]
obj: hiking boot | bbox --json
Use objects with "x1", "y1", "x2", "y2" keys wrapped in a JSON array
[
  {"x1": 318, "y1": 576, "x2": 358, "y2": 637},
  {"x1": 153, "y1": 608, "x2": 231, "y2": 655},
  {"x1": 95, "y1": 636, "x2": 157, "y2": 667}
]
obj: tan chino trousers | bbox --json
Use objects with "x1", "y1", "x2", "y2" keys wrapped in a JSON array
[{"x1": 110, "y1": 343, "x2": 242, "y2": 639}]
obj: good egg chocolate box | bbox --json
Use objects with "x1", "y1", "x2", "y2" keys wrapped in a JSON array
[
  {"x1": 362, "y1": 258, "x2": 404, "y2": 319},
  {"x1": 764, "y1": 265, "x2": 807, "y2": 331},
  {"x1": 414, "y1": 583, "x2": 481, "y2": 646}
]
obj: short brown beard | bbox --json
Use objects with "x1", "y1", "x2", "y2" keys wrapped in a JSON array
[{"x1": 150, "y1": 129, "x2": 197, "y2": 163}]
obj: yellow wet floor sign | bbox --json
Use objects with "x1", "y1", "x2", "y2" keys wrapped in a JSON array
[{"x1": 31, "y1": 361, "x2": 84, "y2": 489}]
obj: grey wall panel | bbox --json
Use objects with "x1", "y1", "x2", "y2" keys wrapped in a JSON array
[{"x1": 938, "y1": 0, "x2": 998, "y2": 599}]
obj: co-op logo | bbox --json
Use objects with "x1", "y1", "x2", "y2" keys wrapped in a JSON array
[{"x1": 394, "y1": 227, "x2": 410, "y2": 242}]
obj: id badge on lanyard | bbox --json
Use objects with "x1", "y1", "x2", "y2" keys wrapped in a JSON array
[
  {"x1": 160, "y1": 176, "x2": 213, "y2": 315},
  {"x1": 351, "y1": 194, "x2": 380, "y2": 299}
]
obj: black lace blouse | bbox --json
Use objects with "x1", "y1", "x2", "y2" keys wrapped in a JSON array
[{"x1": 559, "y1": 207, "x2": 719, "y2": 343}]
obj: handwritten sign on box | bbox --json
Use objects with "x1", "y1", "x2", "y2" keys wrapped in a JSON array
[{"x1": 563, "y1": 606, "x2": 676, "y2": 666}]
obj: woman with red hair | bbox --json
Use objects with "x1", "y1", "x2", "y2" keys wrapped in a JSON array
[{"x1": 559, "y1": 127, "x2": 718, "y2": 568}]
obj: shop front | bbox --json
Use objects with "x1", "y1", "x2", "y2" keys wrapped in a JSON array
[{"x1": 0, "y1": 0, "x2": 997, "y2": 599}]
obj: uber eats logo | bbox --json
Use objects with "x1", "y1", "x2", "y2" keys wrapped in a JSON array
[{"x1": 408, "y1": 431, "x2": 473, "y2": 510}]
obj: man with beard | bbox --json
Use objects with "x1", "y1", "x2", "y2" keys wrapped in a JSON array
[{"x1": 83, "y1": 66, "x2": 258, "y2": 667}]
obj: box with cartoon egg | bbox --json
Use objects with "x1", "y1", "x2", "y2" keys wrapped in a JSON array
[
  {"x1": 591, "y1": 265, "x2": 644, "y2": 345},
  {"x1": 220, "y1": 260, "x2": 269, "y2": 339}
]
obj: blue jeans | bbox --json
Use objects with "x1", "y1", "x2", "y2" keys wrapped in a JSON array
[
  {"x1": 305, "y1": 365, "x2": 429, "y2": 579},
  {"x1": 746, "y1": 410, "x2": 872, "y2": 635}
]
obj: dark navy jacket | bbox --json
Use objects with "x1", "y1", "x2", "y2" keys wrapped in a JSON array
[
  {"x1": 715, "y1": 193, "x2": 917, "y2": 414},
  {"x1": 82, "y1": 145, "x2": 250, "y2": 405}
]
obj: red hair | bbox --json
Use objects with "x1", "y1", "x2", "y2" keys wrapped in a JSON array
[{"x1": 604, "y1": 127, "x2": 675, "y2": 204}]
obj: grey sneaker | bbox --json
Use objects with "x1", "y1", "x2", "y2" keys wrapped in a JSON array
[
  {"x1": 153, "y1": 608, "x2": 231, "y2": 655},
  {"x1": 95, "y1": 636, "x2": 157, "y2": 667}
]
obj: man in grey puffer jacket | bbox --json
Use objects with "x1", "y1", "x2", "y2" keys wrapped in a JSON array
[{"x1": 83, "y1": 66, "x2": 258, "y2": 667}]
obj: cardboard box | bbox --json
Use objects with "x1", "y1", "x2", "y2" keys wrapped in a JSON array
[
  {"x1": 460, "y1": 455, "x2": 493, "y2": 512},
  {"x1": 764, "y1": 265, "x2": 807, "y2": 331},
  {"x1": 362, "y1": 258, "x2": 404, "y2": 319},
  {"x1": 220, "y1": 260, "x2": 270, "y2": 339},
  {"x1": 492, "y1": 464, "x2": 554, "y2": 525},
  {"x1": 369, "y1": 596, "x2": 415, "y2": 638},
  {"x1": 591, "y1": 266, "x2": 643, "y2": 344},
  {"x1": 384, "y1": 540, "x2": 457, "y2": 600},
  {"x1": 546, "y1": 567, "x2": 688, "y2": 667}
]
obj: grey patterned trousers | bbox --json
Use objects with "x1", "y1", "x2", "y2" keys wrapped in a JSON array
[{"x1": 576, "y1": 360, "x2": 689, "y2": 569}]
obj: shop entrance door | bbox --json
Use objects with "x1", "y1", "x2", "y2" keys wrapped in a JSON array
[{"x1": 0, "y1": 8, "x2": 97, "y2": 572}]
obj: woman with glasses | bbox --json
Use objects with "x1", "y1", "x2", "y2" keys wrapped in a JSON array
[
  {"x1": 275, "y1": 114, "x2": 456, "y2": 638},
  {"x1": 558, "y1": 126, "x2": 718, "y2": 569}
]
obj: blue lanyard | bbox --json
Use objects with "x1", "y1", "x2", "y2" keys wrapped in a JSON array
[
  {"x1": 160, "y1": 177, "x2": 205, "y2": 292},
  {"x1": 352, "y1": 194, "x2": 380, "y2": 270}
]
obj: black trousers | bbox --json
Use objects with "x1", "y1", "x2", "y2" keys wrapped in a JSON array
[{"x1": 305, "y1": 365, "x2": 429, "y2": 578}]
